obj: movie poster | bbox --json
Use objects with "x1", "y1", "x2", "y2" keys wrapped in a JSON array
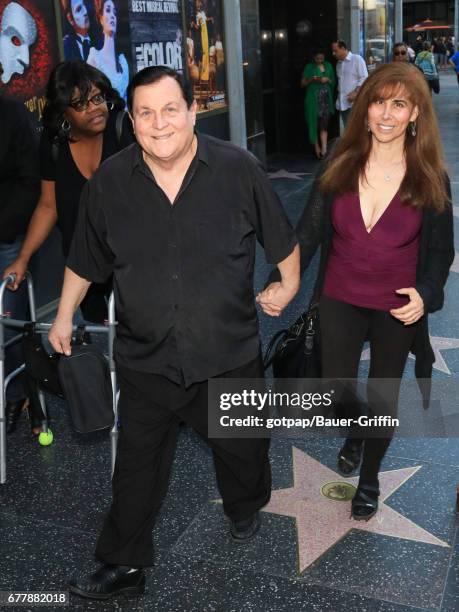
[
  {"x1": 128, "y1": 1, "x2": 183, "y2": 73},
  {"x1": 185, "y1": 0, "x2": 226, "y2": 112},
  {"x1": 61, "y1": 0, "x2": 132, "y2": 100},
  {"x1": 0, "y1": 0, "x2": 60, "y2": 126}
]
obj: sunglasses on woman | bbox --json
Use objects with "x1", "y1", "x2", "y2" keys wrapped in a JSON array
[{"x1": 394, "y1": 50, "x2": 407, "y2": 56}]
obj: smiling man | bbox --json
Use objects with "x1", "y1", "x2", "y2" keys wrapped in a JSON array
[{"x1": 48, "y1": 66, "x2": 299, "y2": 599}]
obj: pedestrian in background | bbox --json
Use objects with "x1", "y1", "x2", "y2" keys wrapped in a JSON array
[
  {"x1": 406, "y1": 43, "x2": 415, "y2": 63},
  {"x1": 392, "y1": 42, "x2": 410, "y2": 63},
  {"x1": 301, "y1": 50, "x2": 335, "y2": 159},
  {"x1": 448, "y1": 45, "x2": 459, "y2": 86},
  {"x1": 446, "y1": 37, "x2": 455, "y2": 59},
  {"x1": 413, "y1": 35, "x2": 424, "y2": 56},
  {"x1": 415, "y1": 41, "x2": 439, "y2": 95},
  {"x1": 437, "y1": 37, "x2": 448, "y2": 70},
  {"x1": 331, "y1": 40, "x2": 368, "y2": 128}
]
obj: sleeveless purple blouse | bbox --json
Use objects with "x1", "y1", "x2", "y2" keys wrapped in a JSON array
[{"x1": 322, "y1": 192, "x2": 422, "y2": 311}]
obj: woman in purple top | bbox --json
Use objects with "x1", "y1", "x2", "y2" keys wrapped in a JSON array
[{"x1": 261, "y1": 63, "x2": 454, "y2": 521}]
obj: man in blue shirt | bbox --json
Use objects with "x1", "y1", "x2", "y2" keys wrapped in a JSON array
[{"x1": 448, "y1": 46, "x2": 459, "y2": 85}]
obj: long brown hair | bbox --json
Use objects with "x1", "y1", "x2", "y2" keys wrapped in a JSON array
[{"x1": 320, "y1": 62, "x2": 449, "y2": 211}]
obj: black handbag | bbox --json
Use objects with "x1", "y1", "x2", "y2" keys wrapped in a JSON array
[
  {"x1": 57, "y1": 344, "x2": 114, "y2": 434},
  {"x1": 22, "y1": 323, "x2": 64, "y2": 397},
  {"x1": 264, "y1": 303, "x2": 321, "y2": 378}
]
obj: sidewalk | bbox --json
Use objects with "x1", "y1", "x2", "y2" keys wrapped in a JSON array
[{"x1": 0, "y1": 72, "x2": 458, "y2": 612}]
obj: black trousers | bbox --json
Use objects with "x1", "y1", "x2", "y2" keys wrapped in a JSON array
[
  {"x1": 96, "y1": 355, "x2": 271, "y2": 567},
  {"x1": 319, "y1": 295, "x2": 417, "y2": 484}
]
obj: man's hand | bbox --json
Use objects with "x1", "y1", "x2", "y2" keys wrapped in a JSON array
[
  {"x1": 3, "y1": 256, "x2": 29, "y2": 291},
  {"x1": 256, "y1": 281, "x2": 299, "y2": 317},
  {"x1": 390, "y1": 287, "x2": 424, "y2": 325},
  {"x1": 49, "y1": 316, "x2": 73, "y2": 356}
]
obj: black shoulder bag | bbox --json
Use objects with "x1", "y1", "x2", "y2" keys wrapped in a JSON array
[{"x1": 264, "y1": 303, "x2": 321, "y2": 379}]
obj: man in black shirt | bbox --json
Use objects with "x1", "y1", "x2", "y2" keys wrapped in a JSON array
[
  {"x1": 0, "y1": 98, "x2": 40, "y2": 431},
  {"x1": 49, "y1": 66, "x2": 299, "y2": 600}
]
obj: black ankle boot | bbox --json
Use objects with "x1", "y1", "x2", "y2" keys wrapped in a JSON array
[
  {"x1": 337, "y1": 440, "x2": 363, "y2": 476},
  {"x1": 351, "y1": 483, "x2": 380, "y2": 521}
]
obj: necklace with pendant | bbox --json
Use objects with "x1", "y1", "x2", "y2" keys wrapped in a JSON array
[{"x1": 371, "y1": 156, "x2": 404, "y2": 182}]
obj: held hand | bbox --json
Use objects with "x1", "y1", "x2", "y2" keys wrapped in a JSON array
[
  {"x1": 2, "y1": 256, "x2": 28, "y2": 291},
  {"x1": 256, "y1": 281, "x2": 299, "y2": 317},
  {"x1": 321, "y1": 77, "x2": 330, "y2": 83},
  {"x1": 48, "y1": 316, "x2": 73, "y2": 356},
  {"x1": 390, "y1": 288, "x2": 424, "y2": 325}
]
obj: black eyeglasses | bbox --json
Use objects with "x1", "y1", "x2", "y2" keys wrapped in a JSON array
[
  {"x1": 69, "y1": 92, "x2": 106, "y2": 112},
  {"x1": 394, "y1": 50, "x2": 407, "y2": 56}
]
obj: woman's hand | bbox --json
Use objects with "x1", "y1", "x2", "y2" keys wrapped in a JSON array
[
  {"x1": 2, "y1": 256, "x2": 29, "y2": 291},
  {"x1": 320, "y1": 77, "x2": 330, "y2": 83},
  {"x1": 390, "y1": 287, "x2": 424, "y2": 325}
]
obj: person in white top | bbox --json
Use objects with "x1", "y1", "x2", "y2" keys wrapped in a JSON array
[
  {"x1": 331, "y1": 40, "x2": 368, "y2": 127},
  {"x1": 87, "y1": 0, "x2": 129, "y2": 100}
]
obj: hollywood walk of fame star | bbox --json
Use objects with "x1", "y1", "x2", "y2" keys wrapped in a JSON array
[
  {"x1": 361, "y1": 335, "x2": 459, "y2": 375},
  {"x1": 262, "y1": 447, "x2": 448, "y2": 573},
  {"x1": 268, "y1": 169, "x2": 311, "y2": 180}
]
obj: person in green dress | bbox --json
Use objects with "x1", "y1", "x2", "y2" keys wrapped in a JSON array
[{"x1": 301, "y1": 51, "x2": 335, "y2": 158}]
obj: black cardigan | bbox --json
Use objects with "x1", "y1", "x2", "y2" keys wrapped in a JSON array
[{"x1": 271, "y1": 172, "x2": 454, "y2": 403}]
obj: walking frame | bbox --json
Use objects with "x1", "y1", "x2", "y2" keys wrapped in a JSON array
[{"x1": 0, "y1": 272, "x2": 119, "y2": 484}]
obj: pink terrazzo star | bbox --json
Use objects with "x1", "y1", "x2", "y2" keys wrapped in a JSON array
[{"x1": 262, "y1": 446, "x2": 448, "y2": 573}]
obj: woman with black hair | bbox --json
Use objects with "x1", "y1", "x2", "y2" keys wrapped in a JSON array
[
  {"x1": 4, "y1": 60, "x2": 133, "y2": 331},
  {"x1": 87, "y1": 0, "x2": 129, "y2": 100}
]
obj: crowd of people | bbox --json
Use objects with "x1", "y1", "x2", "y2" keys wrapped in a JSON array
[
  {"x1": 0, "y1": 30, "x2": 454, "y2": 601},
  {"x1": 302, "y1": 35, "x2": 459, "y2": 157}
]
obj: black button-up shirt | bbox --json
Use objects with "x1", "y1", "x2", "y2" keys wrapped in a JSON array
[{"x1": 67, "y1": 133, "x2": 297, "y2": 386}]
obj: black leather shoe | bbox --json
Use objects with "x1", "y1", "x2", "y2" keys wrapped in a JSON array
[
  {"x1": 230, "y1": 512, "x2": 261, "y2": 543},
  {"x1": 68, "y1": 564, "x2": 145, "y2": 600},
  {"x1": 5, "y1": 399, "x2": 26, "y2": 434}
]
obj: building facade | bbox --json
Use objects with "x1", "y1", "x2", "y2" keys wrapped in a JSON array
[{"x1": 240, "y1": 0, "x2": 401, "y2": 158}]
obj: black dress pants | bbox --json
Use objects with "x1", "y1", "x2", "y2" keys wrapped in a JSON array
[
  {"x1": 319, "y1": 295, "x2": 418, "y2": 484},
  {"x1": 95, "y1": 355, "x2": 271, "y2": 567}
]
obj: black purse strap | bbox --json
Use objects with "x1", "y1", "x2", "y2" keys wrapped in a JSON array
[{"x1": 264, "y1": 329, "x2": 288, "y2": 369}]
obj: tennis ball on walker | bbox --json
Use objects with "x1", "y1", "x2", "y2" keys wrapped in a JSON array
[{"x1": 38, "y1": 429, "x2": 53, "y2": 446}]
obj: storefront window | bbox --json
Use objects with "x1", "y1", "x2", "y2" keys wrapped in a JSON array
[{"x1": 359, "y1": 0, "x2": 394, "y2": 70}]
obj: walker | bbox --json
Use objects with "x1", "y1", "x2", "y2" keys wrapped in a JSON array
[{"x1": 0, "y1": 272, "x2": 118, "y2": 484}]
